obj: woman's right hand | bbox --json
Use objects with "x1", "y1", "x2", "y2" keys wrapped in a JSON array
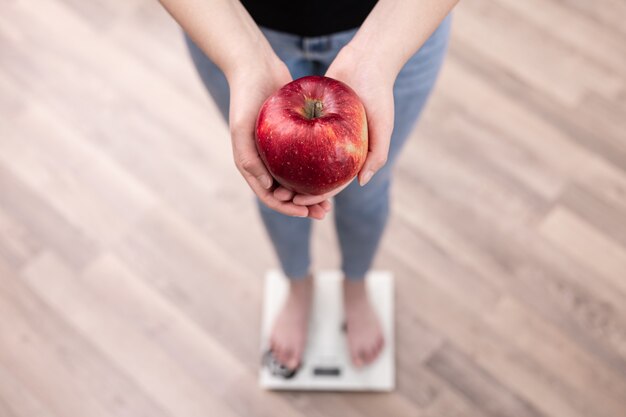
[{"x1": 227, "y1": 56, "x2": 331, "y2": 220}]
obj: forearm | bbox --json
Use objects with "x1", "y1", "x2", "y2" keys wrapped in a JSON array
[
  {"x1": 159, "y1": 0, "x2": 277, "y2": 81},
  {"x1": 345, "y1": 0, "x2": 458, "y2": 79}
]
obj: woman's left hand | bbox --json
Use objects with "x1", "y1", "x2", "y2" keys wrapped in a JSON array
[{"x1": 286, "y1": 43, "x2": 396, "y2": 206}]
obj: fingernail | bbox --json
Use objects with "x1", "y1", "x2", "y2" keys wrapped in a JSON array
[
  {"x1": 360, "y1": 170, "x2": 373, "y2": 186},
  {"x1": 259, "y1": 174, "x2": 272, "y2": 189}
]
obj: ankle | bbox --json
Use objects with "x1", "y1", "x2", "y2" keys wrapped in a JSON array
[
  {"x1": 287, "y1": 272, "x2": 313, "y2": 296},
  {"x1": 287, "y1": 271, "x2": 312, "y2": 282},
  {"x1": 343, "y1": 277, "x2": 367, "y2": 292}
]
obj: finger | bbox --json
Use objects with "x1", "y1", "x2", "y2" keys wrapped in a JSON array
[
  {"x1": 292, "y1": 180, "x2": 351, "y2": 205},
  {"x1": 236, "y1": 152, "x2": 273, "y2": 190},
  {"x1": 307, "y1": 204, "x2": 327, "y2": 220},
  {"x1": 273, "y1": 186, "x2": 295, "y2": 202},
  {"x1": 246, "y1": 175, "x2": 308, "y2": 217},
  {"x1": 293, "y1": 194, "x2": 327, "y2": 206},
  {"x1": 319, "y1": 199, "x2": 332, "y2": 212},
  {"x1": 231, "y1": 122, "x2": 273, "y2": 189}
]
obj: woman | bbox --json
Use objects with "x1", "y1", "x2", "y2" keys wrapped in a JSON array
[{"x1": 159, "y1": 0, "x2": 458, "y2": 371}]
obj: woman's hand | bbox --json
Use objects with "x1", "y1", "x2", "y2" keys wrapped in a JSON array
[
  {"x1": 290, "y1": 44, "x2": 396, "y2": 207},
  {"x1": 227, "y1": 56, "x2": 332, "y2": 220},
  {"x1": 161, "y1": 0, "x2": 457, "y2": 215}
]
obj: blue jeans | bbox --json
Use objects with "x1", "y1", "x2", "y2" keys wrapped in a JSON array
[{"x1": 185, "y1": 15, "x2": 451, "y2": 281}]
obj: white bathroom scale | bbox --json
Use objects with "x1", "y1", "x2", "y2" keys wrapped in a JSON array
[{"x1": 259, "y1": 269, "x2": 395, "y2": 391}]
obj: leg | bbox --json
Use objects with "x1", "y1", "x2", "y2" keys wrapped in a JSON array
[
  {"x1": 184, "y1": 29, "x2": 318, "y2": 370},
  {"x1": 184, "y1": 31, "x2": 314, "y2": 281},
  {"x1": 333, "y1": 15, "x2": 453, "y2": 366},
  {"x1": 335, "y1": 14, "x2": 452, "y2": 281}
]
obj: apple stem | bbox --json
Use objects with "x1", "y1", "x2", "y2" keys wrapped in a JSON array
[
  {"x1": 304, "y1": 99, "x2": 324, "y2": 119},
  {"x1": 313, "y1": 100, "x2": 323, "y2": 118}
]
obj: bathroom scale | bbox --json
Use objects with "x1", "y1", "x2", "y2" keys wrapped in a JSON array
[{"x1": 259, "y1": 269, "x2": 395, "y2": 391}]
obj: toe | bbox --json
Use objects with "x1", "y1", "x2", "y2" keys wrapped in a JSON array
[
  {"x1": 286, "y1": 353, "x2": 299, "y2": 370},
  {"x1": 358, "y1": 348, "x2": 369, "y2": 366},
  {"x1": 378, "y1": 336, "x2": 385, "y2": 352},
  {"x1": 273, "y1": 344, "x2": 283, "y2": 363},
  {"x1": 289, "y1": 347, "x2": 302, "y2": 369},
  {"x1": 361, "y1": 349, "x2": 372, "y2": 365},
  {"x1": 376, "y1": 340, "x2": 384, "y2": 356},
  {"x1": 351, "y1": 348, "x2": 364, "y2": 367},
  {"x1": 282, "y1": 347, "x2": 294, "y2": 367},
  {"x1": 368, "y1": 344, "x2": 380, "y2": 362}
]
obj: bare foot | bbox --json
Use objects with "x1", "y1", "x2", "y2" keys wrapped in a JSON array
[
  {"x1": 343, "y1": 278, "x2": 385, "y2": 367},
  {"x1": 269, "y1": 273, "x2": 314, "y2": 370}
]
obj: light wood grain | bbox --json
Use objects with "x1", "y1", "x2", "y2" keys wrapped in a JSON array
[{"x1": 1, "y1": 0, "x2": 625, "y2": 415}]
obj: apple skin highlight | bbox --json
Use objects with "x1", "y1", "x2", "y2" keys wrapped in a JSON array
[{"x1": 255, "y1": 75, "x2": 368, "y2": 196}]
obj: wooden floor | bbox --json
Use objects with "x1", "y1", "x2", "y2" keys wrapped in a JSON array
[{"x1": 1, "y1": 0, "x2": 626, "y2": 416}]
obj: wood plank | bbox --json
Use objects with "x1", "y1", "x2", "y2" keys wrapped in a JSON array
[
  {"x1": 113, "y1": 206, "x2": 264, "y2": 363},
  {"x1": 455, "y1": 0, "x2": 623, "y2": 106},
  {"x1": 421, "y1": 389, "x2": 487, "y2": 417},
  {"x1": 0, "y1": 163, "x2": 98, "y2": 269},
  {"x1": 0, "y1": 206, "x2": 42, "y2": 268},
  {"x1": 540, "y1": 206, "x2": 626, "y2": 296},
  {"x1": 422, "y1": 104, "x2": 564, "y2": 201},
  {"x1": 0, "y1": 361, "x2": 63, "y2": 417},
  {"x1": 386, "y1": 175, "x2": 626, "y2": 415},
  {"x1": 19, "y1": 252, "x2": 275, "y2": 417},
  {"x1": 485, "y1": 295, "x2": 626, "y2": 417},
  {"x1": 0, "y1": 259, "x2": 171, "y2": 417},
  {"x1": 495, "y1": 0, "x2": 626, "y2": 74},
  {"x1": 445, "y1": 39, "x2": 626, "y2": 175},
  {"x1": 383, "y1": 256, "x2": 586, "y2": 417},
  {"x1": 394, "y1": 171, "x2": 626, "y2": 373},
  {"x1": 425, "y1": 343, "x2": 545, "y2": 417},
  {"x1": 0, "y1": 104, "x2": 157, "y2": 247},
  {"x1": 552, "y1": 0, "x2": 626, "y2": 38},
  {"x1": 559, "y1": 183, "x2": 626, "y2": 249}
]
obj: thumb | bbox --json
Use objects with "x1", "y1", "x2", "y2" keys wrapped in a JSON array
[
  {"x1": 237, "y1": 151, "x2": 273, "y2": 189},
  {"x1": 230, "y1": 118, "x2": 274, "y2": 189},
  {"x1": 359, "y1": 107, "x2": 393, "y2": 186}
]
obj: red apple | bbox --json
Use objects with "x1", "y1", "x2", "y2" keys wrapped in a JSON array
[{"x1": 255, "y1": 75, "x2": 368, "y2": 195}]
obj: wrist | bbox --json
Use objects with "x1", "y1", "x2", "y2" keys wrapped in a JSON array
[
  {"x1": 332, "y1": 42, "x2": 399, "y2": 84},
  {"x1": 328, "y1": 42, "x2": 398, "y2": 89},
  {"x1": 224, "y1": 41, "x2": 282, "y2": 85}
]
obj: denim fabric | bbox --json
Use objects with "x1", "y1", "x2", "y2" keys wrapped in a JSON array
[{"x1": 185, "y1": 14, "x2": 451, "y2": 280}]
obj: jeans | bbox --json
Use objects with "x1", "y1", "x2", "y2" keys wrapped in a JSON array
[{"x1": 185, "y1": 15, "x2": 451, "y2": 281}]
